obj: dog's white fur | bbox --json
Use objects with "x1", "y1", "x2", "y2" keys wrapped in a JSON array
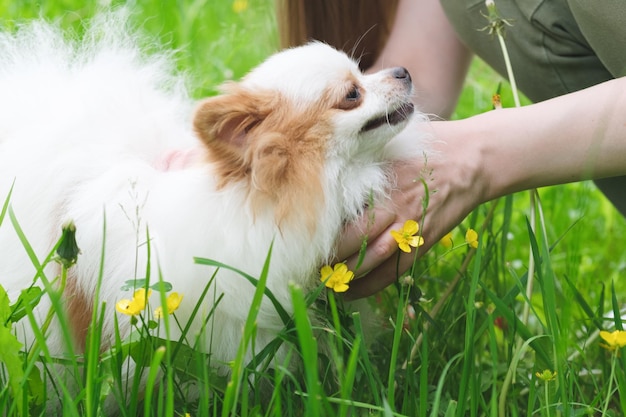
[{"x1": 0, "y1": 13, "x2": 424, "y2": 378}]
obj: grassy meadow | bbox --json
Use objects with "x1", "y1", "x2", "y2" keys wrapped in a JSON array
[{"x1": 2, "y1": 1, "x2": 626, "y2": 416}]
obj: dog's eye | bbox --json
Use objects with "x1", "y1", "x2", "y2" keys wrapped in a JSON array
[
  {"x1": 345, "y1": 86, "x2": 360, "y2": 101},
  {"x1": 336, "y1": 85, "x2": 362, "y2": 110}
]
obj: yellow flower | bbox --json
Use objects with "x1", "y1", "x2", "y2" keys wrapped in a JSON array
[
  {"x1": 465, "y1": 228, "x2": 479, "y2": 249},
  {"x1": 154, "y1": 292, "x2": 183, "y2": 319},
  {"x1": 390, "y1": 220, "x2": 425, "y2": 253},
  {"x1": 440, "y1": 232, "x2": 453, "y2": 249},
  {"x1": 599, "y1": 330, "x2": 626, "y2": 351},
  {"x1": 535, "y1": 369, "x2": 557, "y2": 382},
  {"x1": 232, "y1": 0, "x2": 248, "y2": 13},
  {"x1": 115, "y1": 288, "x2": 152, "y2": 316},
  {"x1": 320, "y1": 263, "x2": 354, "y2": 293}
]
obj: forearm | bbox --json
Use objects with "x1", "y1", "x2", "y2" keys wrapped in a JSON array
[
  {"x1": 371, "y1": 0, "x2": 472, "y2": 118},
  {"x1": 437, "y1": 77, "x2": 626, "y2": 203}
]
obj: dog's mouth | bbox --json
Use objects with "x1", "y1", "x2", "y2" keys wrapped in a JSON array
[{"x1": 361, "y1": 102, "x2": 415, "y2": 133}]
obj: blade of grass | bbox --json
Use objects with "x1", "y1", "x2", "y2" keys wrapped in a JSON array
[
  {"x1": 610, "y1": 281, "x2": 626, "y2": 413},
  {"x1": 85, "y1": 211, "x2": 107, "y2": 417},
  {"x1": 386, "y1": 283, "x2": 407, "y2": 408},
  {"x1": 562, "y1": 274, "x2": 604, "y2": 330},
  {"x1": 351, "y1": 312, "x2": 382, "y2": 405},
  {"x1": 481, "y1": 285, "x2": 552, "y2": 368},
  {"x1": 487, "y1": 319, "x2": 498, "y2": 417},
  {"x1": 430, "y1": 353, "x2": 463, "y2": 417},
  {"x1": 498, "y1": 334, "x2": 547, "y2": 416},
  {"x1": 456, "y1": 235, "x2": 482, "y2": 417},
  {"x1": 0, "y1": 182, "x2": 13, "y2": 228},
  {"x1": 194, "y1": 256, "x2": 290, "y2": 325},
  {"x1": 221, "y1": 242, "x2": 274, "y2": 417},
  {"x1": 338, "y1": 335, "x2": 361, "y2": 416},
  {"x1": 0, "y1": 284, "x2": 25, "y2": 416},
  {"x1": 419, "y1": 327, "x2": 428, "y2": 417},
  {"x1": 9, "y1": 208, "x2": 81, "y2": 379},
  {"x1": 143, "y1": 346, "x2": 166, "y2": 416},
  {"x1": 290, "y1": 284, "x2": 323, "y2": 417}
]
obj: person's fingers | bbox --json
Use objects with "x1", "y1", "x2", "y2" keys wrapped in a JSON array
[
  {"x1": 344, "y1": 249, "x2": 413, "y2": 299},
  {"x1": 334, "y1": 208, "x2": 396, "y2": 262},
  {"x1": 343, "y1": 221, "x2": 403, "y2": 273},
  {"x1": 344, "y1": 215, "x2": 444, "y2": 299}
]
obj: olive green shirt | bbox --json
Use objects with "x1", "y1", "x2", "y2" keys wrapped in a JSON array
[
  {"x1": 441, "y1": 0, "x2": 626, "y2": 214},
  {"x1": 441, "y1": 0, "x2": 626, "y2": 102}
]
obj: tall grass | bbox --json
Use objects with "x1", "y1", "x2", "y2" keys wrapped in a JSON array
[{"x1": 2, "y1": 1, "x2": 626, "y2": 416}]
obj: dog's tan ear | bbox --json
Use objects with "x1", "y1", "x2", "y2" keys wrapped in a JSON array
[
  {"x1": 194, "y1": 86, "x2": 273, "y2": 146},
  {"x1": 193, "y1": 85, "x2": 276, "y2": 185},
  {"x1": 250, "y1": 126, "x2": 326, "y2": 233},
  {"x1": 251, "y1": 135, "x2": 291, "y2": 195},
  {"x1": 194, "y1": 85, "x2": 325, "y2": 232}
]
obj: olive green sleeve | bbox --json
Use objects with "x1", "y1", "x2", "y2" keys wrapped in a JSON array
[
  {"x1": 440, "y1": 0, "x2": 615, "y2": 102},
  {"x1": 567, "y1": 0, "x2": 626, "y2": 77}
]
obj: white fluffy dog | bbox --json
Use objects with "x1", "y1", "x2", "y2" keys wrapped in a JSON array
[{"x1": 0, "y1": 12, "x2": 422, "y2": 385}]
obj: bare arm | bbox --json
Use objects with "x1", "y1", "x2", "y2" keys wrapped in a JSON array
[
  {"x1": 481, "y1": 79, "x2": 626, "y2": 196},
  {"x1": 341, "y1": 77, "x2": 626, "y2": 299},
  {"x1": 370, "y1": 0, "x2": 472, "y2": 117}
]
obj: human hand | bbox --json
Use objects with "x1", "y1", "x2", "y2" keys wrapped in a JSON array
[
  {"x1": 337, "y1": 119, "x2": 486, "y2": 299},
  {"x1": 338, "y1": 76, "x2": 626, "y2": 299}
]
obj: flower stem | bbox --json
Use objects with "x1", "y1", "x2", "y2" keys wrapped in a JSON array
[
  {"x1": 486, "y1": 1, "x2": 545, "y2": 414},
  {"x1": 602, "y1": 350, "x2": 618, "y2": 416},
  {"x1": 496, "y1": 34, "x2": 521, "y2": 107},
  {"x1": 27, "y1": 264, "x2": 69, "y2": 364},
  {"x1": 544, "y1": 378, "x2": 551, "y2": 417}
]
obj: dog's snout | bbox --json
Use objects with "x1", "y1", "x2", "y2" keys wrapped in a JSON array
[{"x1": 392, "y1": 66, "x2": 411, "y2": 83}]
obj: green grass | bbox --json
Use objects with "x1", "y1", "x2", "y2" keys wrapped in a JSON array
[{"x1": 2, "y1": 1, "x2": 626, "y2": 416}]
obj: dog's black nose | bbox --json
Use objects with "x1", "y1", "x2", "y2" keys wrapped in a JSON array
[{"x1": 392, "y1": 66, "x2": 412, "y2": 83}]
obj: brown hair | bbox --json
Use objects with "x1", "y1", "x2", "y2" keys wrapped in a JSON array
[{"x1": 275, "y1": 0, "x2": 399, "y2": 71}]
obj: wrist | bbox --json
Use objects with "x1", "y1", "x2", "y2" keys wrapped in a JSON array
[
  {"x1": 427, "y1": 118, "x2": 490, "y2": 207},
  {"x1": 459, "y1": 108, "x2": 532, "y2": 202}
]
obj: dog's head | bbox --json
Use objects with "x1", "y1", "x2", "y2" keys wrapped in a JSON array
[{"x1": 193, "y1": 42, "x2": 414, "y2": 230}]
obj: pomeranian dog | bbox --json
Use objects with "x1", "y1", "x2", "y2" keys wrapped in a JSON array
[{"x1": 0, "y1": 11, "x2": 423, "y2": 398}]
